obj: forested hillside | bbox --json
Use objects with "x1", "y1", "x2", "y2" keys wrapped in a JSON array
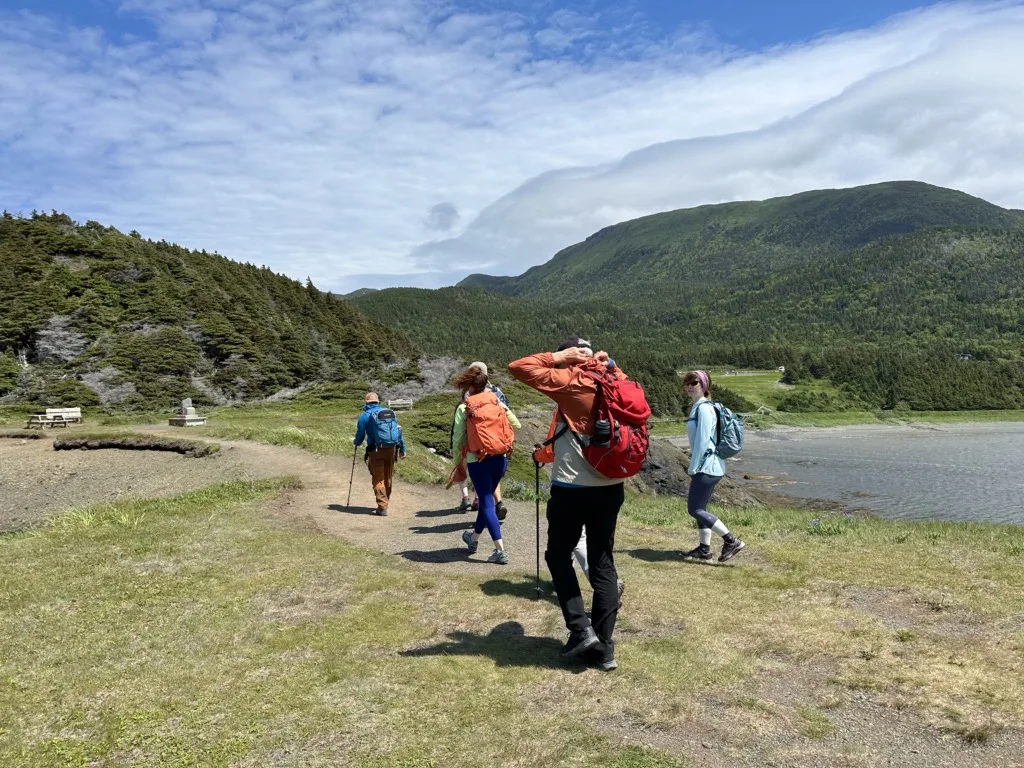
[
  {"x1": 354, "y1": 182, "x2": 1024, "y2": 413},
  {"x1": 0, "y1": 212, "x2": 416, "y2": 408},
  {"x1": 458, "y1": 181, "x2": 1024, "y2": 302}
]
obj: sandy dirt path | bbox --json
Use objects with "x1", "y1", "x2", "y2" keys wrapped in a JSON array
[{"x1": 1, "y1": 428, "x2": 551, "y2": 578}]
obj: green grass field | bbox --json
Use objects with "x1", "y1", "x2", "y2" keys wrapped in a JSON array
[
  {"x1": 3, "y1": 479, "x2": 1023, "y2": 766},
  {"x1": 708, "y1": 368, "x2": 842, "y2": 410}
]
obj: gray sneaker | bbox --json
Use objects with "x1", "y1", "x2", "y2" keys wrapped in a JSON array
[
  {"x1": 719, "y1": 538, "x2": 746, "y2": 562},
  {"x1": 461, "y1": 530, "x2": 478, "y2": 554},
  {"x1": 487, "y1": 549, "x2": 509, "y2": 565}
]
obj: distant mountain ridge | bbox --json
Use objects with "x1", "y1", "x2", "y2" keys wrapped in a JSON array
[
  {"x1": 0, "y1": 212, "x2": 415, "y2": 407},
  {"x1": 456, "y1": 181, "x2": 1024, "y2": 302}
]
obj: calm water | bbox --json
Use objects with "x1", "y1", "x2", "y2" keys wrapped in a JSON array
[{"x1": 673, "y1": 423, "x2": 1024, "y2": 524}]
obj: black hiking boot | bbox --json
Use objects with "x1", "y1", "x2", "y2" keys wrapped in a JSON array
[
  {"x1": 585, "y1": 640, "x2": 617, "y2": 671},
  {"x1": 470, "y1": 497, "x2": 479, "y2": 512},
  {"x1": 495, "y1": 501, "x2": 508, "y2": 522},
  {"x1": 719, "y1": 538, "x2": 746, "y2": 562},
  {"x1": 561, "y1": 626, "x2": 601, "y2": 659},
  {"x1": 682, "y1": 545, "x2": 713, "y2": 561},
  {"x1": 457, "y1": 497, "x2": 471, "y2": 512}
]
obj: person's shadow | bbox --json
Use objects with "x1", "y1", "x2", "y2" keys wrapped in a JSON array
[
  {"x1": 626, "y1": 548, "x2": 731, "y2": 567},
  {"x1": 399, "y1": 548, "x2": 469, "y2": 564},
  {"x1": 327, "y1": 504, "x2": 378, "y2": 516},
  {"x1": 401, "y1": 621, "x2": 580, "y2": 670},
  {"x1": 416, "y1": 507, "x2": 464, "y2": 518},
  {"x1": 409, "y1": 522, "x2": 468, "y2": 535},
  {"x1": 480, "y1": 577, "x2": 557, "y2": 604}
]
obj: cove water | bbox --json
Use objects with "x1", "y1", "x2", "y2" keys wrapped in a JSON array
[{"x1": 673, "y1": 422, "x2": 1024, "y2": 524}]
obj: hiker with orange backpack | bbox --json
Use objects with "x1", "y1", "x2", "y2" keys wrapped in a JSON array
[
  {"x1": 451, "y1": 366, "x2": 521, "y2": 564},
  {"x1": 509, "y1": 337, "x2": 651, "y2": 671},
  {"x1": 454, "y1": 361, "x2": 511, "y2": 521}
]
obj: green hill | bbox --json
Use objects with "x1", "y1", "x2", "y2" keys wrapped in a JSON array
[
  {"x1": 0, "y1": 212, "x2": 416, "y2": 408},
  {"x1": 354, "y1": 182, "x2": 1024, "y2": 413},
  {"x1": 458, "y1": 181, "x2": 1024, "y2": 302}
]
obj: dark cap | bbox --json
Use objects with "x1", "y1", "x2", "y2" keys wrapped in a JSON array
[{"x1": 557, "y1": 336, "x2": 592, "y2": 352}]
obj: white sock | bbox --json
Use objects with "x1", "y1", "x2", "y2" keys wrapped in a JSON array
[
  {"x1": 712, "y1": 520, "x2": 730, "y2": 538},
  {"x1": 699, "y1": 529, "x2": 712, "y2": 546}
]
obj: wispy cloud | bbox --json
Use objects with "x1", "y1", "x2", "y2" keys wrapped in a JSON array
[{"x1": 2, "y1": 1, "x2": 1022, "y2": 293}]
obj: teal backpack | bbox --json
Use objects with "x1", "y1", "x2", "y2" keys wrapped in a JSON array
[{"x1": 693, "y1": 401, "x2": 745, "y2": 459}]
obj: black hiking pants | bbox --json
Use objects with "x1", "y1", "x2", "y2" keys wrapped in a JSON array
[{"x1": 545, "y1": 483, "x2": 624, "y2": 644}]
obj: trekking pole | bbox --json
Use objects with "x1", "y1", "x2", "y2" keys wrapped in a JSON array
[
  {"x1": 534, "y1": 458, "x2": 542, "y2": 600},
  {"x1": 345, "y1": 445, "x2": 357, "y2": 507}
]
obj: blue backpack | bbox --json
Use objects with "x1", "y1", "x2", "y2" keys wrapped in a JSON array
[
  {"x1": 692, "y1": 401, "x2": 744, "y2": 459},
  {"x1": 707, "y1": 401, "x2": 744, "y2": 459},
  {"x1": 489, "y1": 384, "x2": 510, "y2": 409},
  {"x1": 369, "y1": 407, "x2": 403, "y2": 447}
]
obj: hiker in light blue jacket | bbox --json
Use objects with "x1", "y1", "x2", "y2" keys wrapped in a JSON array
[{"x1": 682, "y1": 370, "x2": 746, "y2": 563}]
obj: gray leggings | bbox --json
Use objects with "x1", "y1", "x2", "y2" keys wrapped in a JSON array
[{"x1": 688, "y1": 473, "x2": 721, "y2": 529}]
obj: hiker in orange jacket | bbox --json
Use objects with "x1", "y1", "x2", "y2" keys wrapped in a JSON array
[{"x1": 508, "y1": 337, "x2": 625, "y2": 671}]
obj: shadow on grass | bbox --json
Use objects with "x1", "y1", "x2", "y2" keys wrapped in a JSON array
[
  {"x1": 401, "y1": 621, "x2": 580, "y2": 670},
  {"x1": 625, "y1": 548, "x2": 733, "y2": 567},
  {"x1": 416, "y1": 507, "x2": 465, "y2": 518},
  {"x1": 327, "y1": 504, "x2": 379, "y2": 516},
  {"x1": 481, "y1": 577, "x2": 557, "y2": 604},
  {"x1": 399, "y1": 547, "x2": 470, "y2": 564},
  {"x1": 409, "y1": 521, "x2": 470, "y2": 535}
]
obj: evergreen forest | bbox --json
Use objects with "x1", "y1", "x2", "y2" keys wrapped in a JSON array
[{"x1": 0, "y1": 212, "x2": 415, "y2": 408}]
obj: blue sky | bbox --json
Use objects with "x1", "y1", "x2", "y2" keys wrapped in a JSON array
[
  {"x1": 1, "y1": 1, "x2": 1022, "y2": 292},
  {"x1": 7, "y1": 0, "x2": 960, "y2": 48}
]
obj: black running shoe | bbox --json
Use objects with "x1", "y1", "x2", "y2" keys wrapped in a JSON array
[
  {"x1": 470, "y1": 498, "x2": 479, "y2": 512},
  {"x1": 719, "y1": 538, "x2": 746, "y2": 562},
  {"x1": 495, "y1": 501, "x2": 508, "y2": 522},
  {"x1": 561, "y1": 626, "x2": 601, "y2": 658},
  {"x1": 682, "y1": 546, "x2": 713, "y2": 560},
  {"x1": 457, "y1": 497, "x2": 471, "y2": 512}
]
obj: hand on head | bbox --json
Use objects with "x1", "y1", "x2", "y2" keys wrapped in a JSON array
[{"x1": 553, "y1": 346, "x2": 592, "y2": 367}]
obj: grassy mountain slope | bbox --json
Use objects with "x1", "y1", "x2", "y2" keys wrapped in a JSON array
[
  {"x1": 458, "y1": 181, "x2": 1024, "y2": 302},
  {"x1": 354, "y1": 182, "x2": 1024, "y2": 413},
  {"x1": 0, "y1": 212, "x2": 416, "y2": 407}
]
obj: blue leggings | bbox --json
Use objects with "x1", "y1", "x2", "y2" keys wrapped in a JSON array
[
  {"x1": 467, "y1": 455, "x2": 507, "y2": 542},
  {"x1": 688, "y1": 473, "x2": 722, "y2": 529}
]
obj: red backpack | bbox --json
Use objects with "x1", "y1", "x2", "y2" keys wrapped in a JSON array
[
  {"x1": 465, "y1": 391, "x2": 515, "y2": 459},
  {"x1": 577, "y1": 371, "x2": 651, "y2": 478}
]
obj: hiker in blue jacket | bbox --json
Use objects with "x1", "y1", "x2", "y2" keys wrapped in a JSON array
[
  {"x1": 682, "y1": 371, "x2": 745, "y2": 562},
  {"x1": 354, "y1": 392, "x2": 406, "y2": 515}
]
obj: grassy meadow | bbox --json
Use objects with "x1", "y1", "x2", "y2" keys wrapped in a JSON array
[{"x1": 2, "y1": 476, "x2": 1023, "y2": 766}]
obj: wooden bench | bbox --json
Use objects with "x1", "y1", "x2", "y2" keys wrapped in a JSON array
[
  {"x1": 46, "y1": 407, "x2": 82, "y2": 424},
  {"x1": 387, "y1": 398, "x2": 414, "y2": 410},
  {"x1": 25, "y1": 414, "x2": 68, "y2": 429},
  {"x1": 25, "y1": 407, "x2": 82, "y2": 429}
]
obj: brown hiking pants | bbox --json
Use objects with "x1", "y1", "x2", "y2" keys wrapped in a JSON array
[{"x1": 366, "y1": 446, "x2": 397, "y2": 511}]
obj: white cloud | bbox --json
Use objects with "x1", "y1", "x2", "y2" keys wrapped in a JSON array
[{"x1": 1, "y1": 1, "x2": 1022, "y2": 293}]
